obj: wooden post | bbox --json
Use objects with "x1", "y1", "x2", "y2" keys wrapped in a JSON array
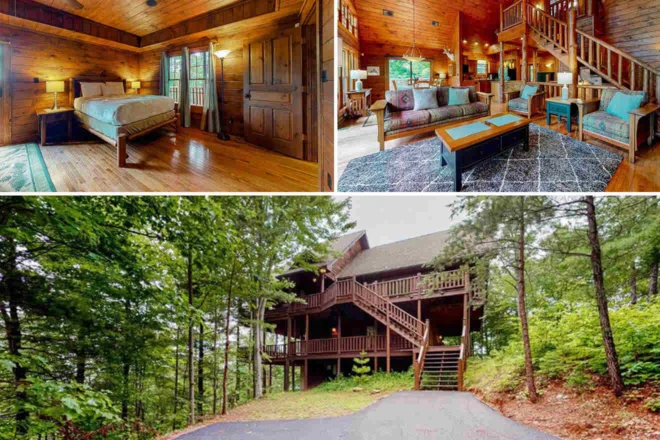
[
  {"x1": 522, "y1": 0, "x2": 527, "y2": 25},
  {"x1": 337, "y1": 357, "x2": 341, "y2": 377},
  {"x1": 269, "y1": 364, "x2": 273, "y2": 388},
  {"x1": 337, "y1": 312, "x2": 341, "y2": 354},
  {"x1": 321, "y1": 273, "x2": 325, "y2": 292},
  {"x1": 499, "y1": 42, "x2": 505, "y2": 103},
  {"x1": 522, "y1": 28, "x2": 528, "y2": 86},
  {"x1": 291, "y1": 363, "x2": 295, "y2": 391},
  {"x1": 386, "y1": 315, "x2": 391, "y2": 374},
  {"x1": 374, "y1": 356, "x2": 378, "y2": 372},
  {"x1": 533, "y1": 48, "x2": 538, "y2": 82},
  {"x1": 500, "y1": 4, "x2": 503, "y2": 32},
  {"x1": 305, "y1": 314, "x2": 309, "y2": 356},
  {"x1": 417, "y1": 300, "x2": 421, "y2": 321},
  {"x1": 303, "y1": 359, "x2": 308, "y2": 390},
  {"x1": 568, "y1": 7, "x2": 578, "y2": 98},
  {"x1": 285, "y1": 317, "x2": 291, "y2": 391}
]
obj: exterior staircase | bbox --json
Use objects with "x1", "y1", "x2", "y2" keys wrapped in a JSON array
[{"x1": 419, "y1": 348, "x2": 461, "y2": 390}]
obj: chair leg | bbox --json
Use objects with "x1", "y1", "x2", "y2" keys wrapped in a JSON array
[{"x1": 118, "y1": 134, "x2": 127, "y2": 167}]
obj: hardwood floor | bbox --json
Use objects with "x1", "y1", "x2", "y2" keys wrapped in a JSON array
[
  {"x1": 37, "y1": 127, "x2": 318, "y2": 192},
  {"x1": 338, "y1": 102, "x2": 660, "y2": 192}
]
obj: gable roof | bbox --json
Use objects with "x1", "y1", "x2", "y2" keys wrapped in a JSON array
[
  {"x1": 337, "y1": 230, "x2": 451, "y2": 278},
  {"x1": 281, "y1": 230, "x2": 368, "y2": 276}
]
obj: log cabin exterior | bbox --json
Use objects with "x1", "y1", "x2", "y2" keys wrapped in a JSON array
[{"x1": 264, "y1": 230, "x2": 487, "y2": 391}]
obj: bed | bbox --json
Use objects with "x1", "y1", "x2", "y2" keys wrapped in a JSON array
[{"x1": 69, "y1": 78, "x2": 179, "y2": 167}]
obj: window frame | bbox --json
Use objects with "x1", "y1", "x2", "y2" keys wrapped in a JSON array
[{"x1": 388, "y1": 58, "x2": 433, "y2": 90}]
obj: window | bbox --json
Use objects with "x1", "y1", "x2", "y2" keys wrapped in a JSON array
[
  {"x1": 166, "y1": 52, "x2": 208, "y2": 106},
  {"x1": 388, "y1": 59, "x2": 432, "y2": 90},
  {"x1": 477, "y1": 60, "x2": 487, "y2": 75},
  {"x1": 341, "y1": 48, "x2": 356, "y2": 106},
  {"x1": 168, "y1": 55, "x2": 182, "y2": 103}
]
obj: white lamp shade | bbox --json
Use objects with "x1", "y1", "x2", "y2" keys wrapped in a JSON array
[
  {"x1": 46, "y1": 81, "x2": 65, "y2": 93},
  {"x1": 350, "y1": 70, "x2": 368, "y2": 80},
  {"x1": 439, "y1": 73, "x2": 447, "y2": 79},
  {"x1": 131, "y1": 81, "x2": 141, "y2": 89},
  {"x1": 214, "y1": 50, "x2": 231, "y2": 59},
  {"x1": 558, "y1": 72, "x2": 573, "y2": 85}
]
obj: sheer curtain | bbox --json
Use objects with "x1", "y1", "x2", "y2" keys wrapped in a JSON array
[
  {"x1": 180, "y1": 48, "x2": 191, "y2": 128},
  {"x1": 203, "y1": 43, "x2": 221, "y2": 133},
  {"x1": 159, "y1": 52, "x2": 169, "y2": 96}
]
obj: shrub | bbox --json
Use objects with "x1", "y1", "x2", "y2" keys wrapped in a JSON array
[{"x1": 644, "y1": 395, "x2": 660, "y2": 413}]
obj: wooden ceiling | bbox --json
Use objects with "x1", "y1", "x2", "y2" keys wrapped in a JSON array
[{"x1": 354, "y1": 0, "x2": 509, "y2": 50}]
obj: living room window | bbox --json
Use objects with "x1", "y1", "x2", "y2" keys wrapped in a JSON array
[{"x1": 388, "y1": 59, "x2": 432, "y2": 90}]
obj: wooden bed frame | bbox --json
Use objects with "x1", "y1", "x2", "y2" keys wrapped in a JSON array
[{"x1": 69, "y1": 77, "x2": 180, "y2": 167}]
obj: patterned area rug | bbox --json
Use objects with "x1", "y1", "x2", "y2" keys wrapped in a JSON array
[
  {"x1": 0, "y1": 143, "x2": 56, "y2": 192},
  {"x1": 338, "y1": 123, "x2": 622, "y2": 192}
]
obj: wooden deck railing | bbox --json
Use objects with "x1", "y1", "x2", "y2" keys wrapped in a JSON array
[
  {"x1": 502, "y1": 0, "x2": 523, "y2": 30},
  {"x1": 168, "y1": 86, "x2": 205, "y2": 106},
  {"x1": 263, "y1": 334, "x2": 413, "y2": 358}
]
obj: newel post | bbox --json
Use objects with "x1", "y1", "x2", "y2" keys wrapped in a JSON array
[
  {"x1": 522, "y1": 0, "x2": 528, "y2": 25},
  {"x1": 500, "y1": 4, "x2": 503, "y2": 32},
  {"x1": 568, "y1": 6, "x2": 578, "y2": 98}
]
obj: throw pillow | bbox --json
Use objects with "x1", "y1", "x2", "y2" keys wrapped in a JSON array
[
  {"x1": 413, "y1": 87, "x2": 439, "y2": 111},
  {"x1": 448, "y1": 88, "x2": 470, "y2": 106},
  {"x1": 80, "y1": 82, "x2": 103, "y2": 98},
  {"x1": 521, "y1": 85, "x2": 539, "y2": 100},
  {"x1": 606, "y1": 92, "x2": 644, "y2": 121},
  {"x1": 102, "y1": 82, "x2": 125, "y2": 96}
]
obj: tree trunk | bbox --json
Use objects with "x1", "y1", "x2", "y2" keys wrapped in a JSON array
[
  {"x1": 187, "y1": 251, "x2": 195, "y2": 425},
  {"x1": 173, "y1": 326, "x2": 181, "y2": 431},
  {"x1": 197, "y1": 322, "x2": 204, "y2": 417},
  {"x1": 221, "y1": 257, "x2": 237, "y2": 415},
  {"x1": 631, "y1": 262, "x2": 638, "y2": 305},
  {"x1": 649, "y1": 257, "x2": 659, "y2": 300},
  {"x1": 121, "y1": 359, "x2": 130, "y2": 420},
  {"x1": 517, "y1": 198, "x2": 538, "y2": 403},
  {"x1": 212, "y1": 303, "x2": 219, "y2": 415},
  {"x1": 234, "y1": 319, "x2": 241, "y2": 407},
  {"x1": 253, "y1": 300, "x2": 264, "y2": 399},
  {"x1": 585, "y1": 196, "x2": 624, "y2": 397}
]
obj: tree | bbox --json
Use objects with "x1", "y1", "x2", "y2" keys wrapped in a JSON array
[{"x1": 352, "y1": 351, "x2": 371, "y2": 383}]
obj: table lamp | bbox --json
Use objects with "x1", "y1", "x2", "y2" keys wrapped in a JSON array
[
  {"x1": 558, "y1": 72, "x2": 573, "y2": 100},
  {"x1": 439, "y1": 72, "x2": 447, "y2": 86},
  {"x1": 46, "y1": 80, "x2": 65, "y2": 112},
  {"x1": 350, "y1": 70, "x2": 368, "y2": 91},
  {"x1": 131, "y1": 81, "x2": 141, "y2": 94}
]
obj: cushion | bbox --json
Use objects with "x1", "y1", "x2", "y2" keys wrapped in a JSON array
[
  {"x1": 413, "y1": 87, "x2": 439, "y2": 111},
  {"x1": 583, "y1": 111, "x2": 630, "y2": 143},
  {"x1": 448, "y1": 88, "x2": 470, "y2": 106},
  {"x1": 384, "y1": 110, "x2": 431, "y2": 133},
  {"x1": 605, "y1": 91, "x2": 643, "y2": 121},
  {"x1": 599, "y1": 88, "x2": 648, "y2": 112},
  {"x1": 521, "y1": 85, "x2": 539, "y2": 99},
  {"x1": 385, "y1": 89, "x2": 415, "y2": 112},
  {"x1": 508, "y1": 97, "x2": 529, "y2": 111},
  {"x1": 102, "y1": 82, "x2": 125, "y2": 96},
  {"x1": 436, "y1": 87, "x2": 450, "y2": 107},
  {"x1": 427, "y1": 106, "x2": 464, "y2": 123},
  {"x1": 457, "y1": 102, "x2": 489, "y2": 117},
  {"x1": 80, "y1": 82, "x2": 103, "y2": 98}
]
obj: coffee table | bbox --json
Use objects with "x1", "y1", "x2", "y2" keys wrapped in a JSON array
[{"x1": 435, "y1": 113, "x2": 532, "y2": 191}]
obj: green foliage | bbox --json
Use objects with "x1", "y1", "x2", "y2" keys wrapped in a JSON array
[
  {"x1": 644, "y1": 394, "x2": 660, "y2": 413},
  {"x1": 351, "y1": 351, "x2": 371, "y2": 383},
  {"x1": 316, "y1": 370, "x2": 414, "y2": 393}
]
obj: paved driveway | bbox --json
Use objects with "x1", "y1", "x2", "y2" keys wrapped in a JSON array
[{"x1": 177, "y1": 391, "x2": 559, "y2": 440}]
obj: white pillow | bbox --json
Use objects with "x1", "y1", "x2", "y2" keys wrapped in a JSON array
[
  {"x1": 102, "y1": 82, "x2": 125, "y2": 96},
  {"x1": 80, "y1": 82, "x2": 103, "y2": 98}
]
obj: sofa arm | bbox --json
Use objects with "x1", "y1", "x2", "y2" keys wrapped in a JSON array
[
  {"x1": 477, "y1": 92, "x2": 494, "y2": 116},
  {"x1": 370, "y1": 100, "x2": 388, "y2": 151},
  {"x1": 503, "y1": 91, "x2": 520, "y2": 102},
  {"x1": 629, "y1": 103, "x2": 660, "y2": 149},
  {"x1": 527, "y1": 91, "x2": 546, "y2": 116},
  {"x1": 576, "y1": 99, "x2": 601, "y2": 142}
]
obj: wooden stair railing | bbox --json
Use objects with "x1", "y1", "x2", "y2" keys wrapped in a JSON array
[
  {"x1": 413, "y1": 320, "x2": 431, "y2": 390},
  {"x1": 502, "y1": 0, "x2": 524, "y2": 31},
  {"x1": 527, "y1": 5, "x2": 569, "y2": 56},
  {"x1": 457, "y1": 324, "x2": 468, "y2": 391}
]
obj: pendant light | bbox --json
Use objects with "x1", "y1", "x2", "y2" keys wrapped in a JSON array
[{"x1": 403, "y1": 0, "x2": 425, "y2": 62}]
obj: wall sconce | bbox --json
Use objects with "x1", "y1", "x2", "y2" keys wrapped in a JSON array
[
  {"x1": 331, "y1": 327, "x2": 338, "y2": 336},
  {"x1": 319, "y1": 267, "x2": 327, "y2": 274}
]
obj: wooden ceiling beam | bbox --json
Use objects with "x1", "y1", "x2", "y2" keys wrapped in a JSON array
[{"x1": 0, "y1": 0, "x2": 140, "y2": 47}]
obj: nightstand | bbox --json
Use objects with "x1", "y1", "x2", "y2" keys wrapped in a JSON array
[
  {"x1": 36, "y1": 108, "x2": 74, "y2": 146},
  {"x1": 546, "y1": 98, "x2": 579, "y2": 133}
]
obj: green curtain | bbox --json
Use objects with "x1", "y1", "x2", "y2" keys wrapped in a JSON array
[
  {"x1": 180, "y1": 48, "x2": 191, "y2": 128},
  {"x1": 159, "y1": 52, "x2": 169, "y2": 96},
  {"x1": 204, "y1": 43, "x2": 221, "y2": 133}
]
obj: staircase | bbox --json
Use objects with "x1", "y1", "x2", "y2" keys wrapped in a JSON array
[
  {"x1": 523, "y1": 2, "x2": 659, "y2": 100},
  {"x1": 419, "y1": 348, "x2": 461, "y2": 390}
]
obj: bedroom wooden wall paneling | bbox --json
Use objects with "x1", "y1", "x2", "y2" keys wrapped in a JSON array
[
  {"x1": 320, "y1": 0, "x2": 334, "y2": 191},
  {"x1": 0, "y1": 26, "x2": 140, "y2": 144},
  {"x1": 359, "y1": 43, "x2": 450, "y2": 101},
  {"x1": 139, "y1": 18, "x2": 299, "y2": 138},
  {"x1": 601, "y1": 0, "x2": 660, "y2": 70}
]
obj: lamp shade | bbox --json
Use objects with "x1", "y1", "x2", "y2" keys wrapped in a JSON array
[
  {"x1": 558, "y1": 72, "x2": 573, "y2": 85},
  {"x1": 131, "y1": 81, "x2": 141, "y2": 89},
  {"x1": 439, "y1": 73, "x2": 447, "y2": 79},
  {"x1": 46, "y1": 81, "x2": 65, "y2": 93},
  {"x1": 214, "y1": 50, "x2": 231, "y2": 59},
  {"x1": 350, "y1": 70, "x2": 367, "y2": 80}
]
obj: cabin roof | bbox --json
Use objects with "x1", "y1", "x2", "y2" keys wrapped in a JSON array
[
  {"x1": 338, "y1": 230, "x2": 451, "y2": 278},
  {"x1": 281, "y1": 230, "x2": 367, "y2": 276}
]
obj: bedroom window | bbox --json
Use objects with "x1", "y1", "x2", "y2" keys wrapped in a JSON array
[
  {"x1": 168, "y1": 55, "x2": 182, "y2": 103},
  {"x1": 189, "y1": 51, "x2": 208, "y2": 107}
]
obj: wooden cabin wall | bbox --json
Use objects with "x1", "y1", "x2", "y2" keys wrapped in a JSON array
[
  {"x1": 0, "y1": 26, "x2": 139, "y2": 144},
  {"x1": 601, "y1": 0, "x2": 660, "y2": 70},
  {"x1": 319, "y1": 0, "x2": 334, "y2": 191},
  {"x1": 138, "y1": 19, "x2": 299, "y2": 138},
  {"x1": 360, "y1": 43, "x2": 449, "y2": 101}
]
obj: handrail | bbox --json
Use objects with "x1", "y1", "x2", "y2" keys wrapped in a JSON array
[
  {"x1": 413, "y1": 319, "x2": 431, "y2": 390},
  {"x1": 527, "y1": 4, "x2": 568, "y2": 53},
  {"x1": 502, "y1": 0, "x2": 523, "y2": 31},
  {"x1": 503, "y1": 0, "x2": 522, "y2": 14}
]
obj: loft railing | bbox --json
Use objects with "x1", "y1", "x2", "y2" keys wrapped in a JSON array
[
  {"x1": 502, "y1": 0, "x2": 524, "y2": 30},
  {"x1": 527, "y1": 5, "x2": 568, "y2": 54}
]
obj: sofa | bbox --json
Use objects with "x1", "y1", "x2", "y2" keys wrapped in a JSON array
[
  {"x1": 369, "y1": 86, "x2": 493, "y2": 151},
  {"x1": 504, "y1": 84, "x2": 546, "y2": 119},
  {"x1": 576, "y1": 88, "x2": 658, "y2": 163}
]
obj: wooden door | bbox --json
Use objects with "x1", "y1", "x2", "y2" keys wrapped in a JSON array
[
  {"x1": 0, "y1": 43, "x2": 10, "y2": 146},
  {"x1": 244, "y1": 28, "x2": 304, "y2": 159}
]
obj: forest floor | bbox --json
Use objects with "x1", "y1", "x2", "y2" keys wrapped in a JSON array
[
  {"x1": 476, "y1": 381, "x2": 660, "y2": 440},
  {"x1": 160, "y1": 389, "x2": 392, "y2": 440}
]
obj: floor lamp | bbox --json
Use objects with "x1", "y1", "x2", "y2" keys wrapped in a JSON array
[{"x1": 214, "y1": 49, "x2": 231, "y2": 141}]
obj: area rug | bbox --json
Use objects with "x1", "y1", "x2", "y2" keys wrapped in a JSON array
[
  {"x1": 0, "y1": 143, "x2": 56, "y2": 192},
  {"x1": 338, "y1": 123, "x2": 623, "y2": 192},
  {"x1": 362, "y1": 111, "x2": 377, "y2": 127}
]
